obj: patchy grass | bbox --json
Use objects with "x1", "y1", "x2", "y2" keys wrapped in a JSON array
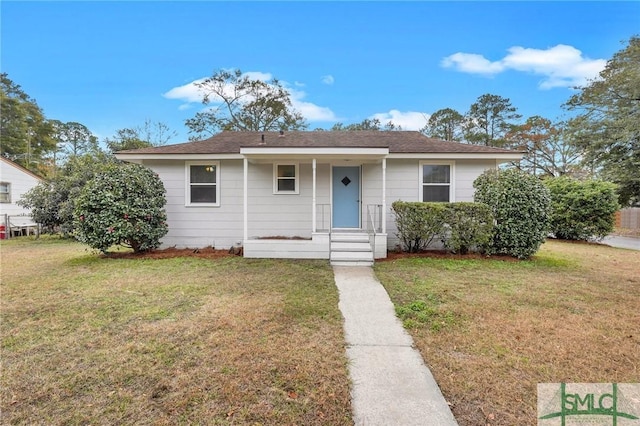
[
  {"x1": 375, "y1": 240, "x2": 640, "y2": 426},
  {"x1": 1, "y1": 237, "x2": 351, "y2": 425}
]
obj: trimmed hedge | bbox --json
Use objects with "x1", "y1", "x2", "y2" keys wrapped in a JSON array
[
  {"x1": 544, "y1": 177, "x2": 618, "y2": 241},
  {"x1": 392, "y1": 202, "x2": 447, "y2": 252},
  {"x1": 391, "y1": 201, "x2": 494, "y2": 254},
  {"x1": 473, "y1": 168, "x2": 550, "y2": 259},
  {"x1": 442, "y1": 202, "x2": 494, "y2": 255}
]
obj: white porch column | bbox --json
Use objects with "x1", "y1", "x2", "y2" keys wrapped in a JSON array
[
  {"x1": 243, "y1": 157, "x2": 248, "y2": 241},
  {"x1": 382, "y1": 157, "x2": 387, "y2": 234},
  {"x1": 312, "y1": 158, "x2": 317, "y2": 233}
]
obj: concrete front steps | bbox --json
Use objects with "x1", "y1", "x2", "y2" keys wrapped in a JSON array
[{"x1": 330, "y1": 231, "x2": 374, "y2": 266}]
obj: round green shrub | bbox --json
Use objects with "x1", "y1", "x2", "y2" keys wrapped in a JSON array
[
  {"x1": 474, "y1": 168, "x2": 550, "y2": 259},
  {"x1": 544, "y1": 177, "x2": 618, "y2": 241},
  {"x1": 74, "y1": 163, "x2": 168, "y2": 253}
]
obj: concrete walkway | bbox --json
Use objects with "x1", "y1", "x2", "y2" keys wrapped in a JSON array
[
  {"x1": 333, "y1": 266, "x2": 458, "y2": 426},
  {"x1": 602, "y1": 235, "x2": 640, "y2": 251}
]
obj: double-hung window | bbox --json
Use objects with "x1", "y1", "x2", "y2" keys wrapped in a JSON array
[
  {"x1": 0, "y1": 182, "x2": 10, "y2": 203},
  {"x1": 186, "y1": 162, "x2": 220, "y2": 206},
  {"x1": 273, "y1": 163, "x2": 299, "y2": 194},
  {"x1": 420, "y1": 162, "x2": 454, "y2": 202}
]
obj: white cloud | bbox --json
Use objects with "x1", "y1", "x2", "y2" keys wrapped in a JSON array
[
  {"x1": 370, "y1": 110, "x2": 429, "y2": 131},
  {"x1": 441, "y1": 53, "x2": 505, "y2": 75},
  {"x1": 441, "y1": 44, "x2": 606, "y2": 89},
  {"x1": 321, "y1": 75, "x2": 335, "y2": 85},
  {"x1": 163, "y1": 78, "x2": 206, "y2": 103},
  {"x1": 243, "y1": 71, "x2": 272, "y2": 81},
  {"x1": 289, "y1": 87, "x2": 338, "y2": 121},
  {"x1": 163, "y1": 71, "x2": 337, "y2": 123}
]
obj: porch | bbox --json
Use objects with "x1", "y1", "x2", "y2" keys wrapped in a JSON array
[
  {"x1": 241, "y1": 150, "x2": 390, "y2": 263},
  {"x1": 243, "y1": 204, "x2": 387, "y2": 265}
]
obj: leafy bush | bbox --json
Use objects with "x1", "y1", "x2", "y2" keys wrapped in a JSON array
[
  {"x1": 474, "y1": 168, "x2": 550, "y2": 259},
  {"x1": 392, "y1": 201, "x2": 447, "y2": 252},
  {"x1": 74, "y1": 163, "x2": 168, "y2": 253},
  {"x1": 544, "y1": 177, "x2": 618, "y2": 241},
  {"x1": 18, "y1": 153, "x2": 116, "y2": 235},
  {"x1": 18, "y1": 182, "x2": 64, "y2": 232},
  {"x1": 392, "y1": 201, "x2": 494, "y2": 254},
  {"x1": 442, "y1": 202, "x2": 494, "y2": 254}
]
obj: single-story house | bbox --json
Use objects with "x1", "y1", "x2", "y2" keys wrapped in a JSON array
[
  {"x1": 0, "y1": 157, "x2": 44, "y2": 237},
  {"x1": 116, "y1": 131, "x2": 522, "y2": 265}
]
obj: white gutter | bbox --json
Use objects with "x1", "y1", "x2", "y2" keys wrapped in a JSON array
[{"x1": 386, "y1": 153, "x2": 524, "y2": 160}]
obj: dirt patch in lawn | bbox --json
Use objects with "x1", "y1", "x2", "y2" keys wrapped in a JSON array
[
  {"x1": 102, "y1": 246, "x2": 235, "y2": 260},
  {"x1": 381, "y1": 250, "x2": 521, "y2": 262}
]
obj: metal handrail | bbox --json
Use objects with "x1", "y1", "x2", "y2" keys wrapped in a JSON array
[
  {"x1": 316, "y1": 204, "x2": 331, "y2": 232},
  {"x1": 366, "y1": 204, "x2": 382, "y2": 258}
]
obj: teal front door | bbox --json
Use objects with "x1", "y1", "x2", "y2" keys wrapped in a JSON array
[{"x1": 332, "y1": 166, "x2": 360, "y2": 228}]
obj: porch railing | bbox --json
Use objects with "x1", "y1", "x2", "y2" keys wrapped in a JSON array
[
  {"x1": 366, "y1": 204, "x2": 382, "y2": 257},
  {"x1": 316, "y1": 204, "x2": 331, "y2": 232},
  {"x1": 366, "y1": 204, "x2": 383, "y2": 234}
]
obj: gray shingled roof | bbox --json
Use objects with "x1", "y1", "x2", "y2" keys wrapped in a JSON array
[{"x1": 116, "y1": 131, "x2": 519, "y2": 155}]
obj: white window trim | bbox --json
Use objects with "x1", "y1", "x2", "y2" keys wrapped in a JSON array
[
  {"x1": 185, "y1": 161, "x2": 220, "y2": 207},
  {"x1": 418, "y1": 161, "x2": 455, "y2": 202},
  {"x1": 0, "y1": 182, "x2": 10, "y2": 203},
  {"x1": 273, "y1": 163, "x2": 299, "y2": 195}
]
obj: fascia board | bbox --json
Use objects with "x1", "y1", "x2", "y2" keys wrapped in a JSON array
[
  {"x1": 115, "y1": 153, "x2": 245, "y2": 161},
  {"x1": 386, "y1": 153, "x2": 524, "y2": 160}
]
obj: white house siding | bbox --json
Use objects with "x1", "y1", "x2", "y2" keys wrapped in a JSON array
[
  {"x1": 0, "y1": 159, "x2": 43, "y2": 216},
  {"x1": 142, "y1": 158, "x2": 498, "y2": 252},
  {"x1": 454, "y1": 160, "x2": 496, "y2": 201},
  {"x1": 247, "y1": 161, "x2": 330, "y2": 239},
  {"x1": 142, "y1": 159, "x2": 244, "y2": 249},
  {"x1": 384, "y1": 158, "x2": 497, "y2": 249}
]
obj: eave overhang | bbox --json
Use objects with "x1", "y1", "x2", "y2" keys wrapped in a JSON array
[{"x1": 386, "y1": 152, "x2": 524, "y2": 160}]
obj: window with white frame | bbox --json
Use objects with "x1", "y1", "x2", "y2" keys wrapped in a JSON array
[
  {"x1": 420, "y1": 162, "x2": 453, "y2": 202},
  {"x1": 273, "y1": 163, "x2": 299, "y2": 194},
  {"x1": 186, "y1": 162, "x2": 220, "y2": 206},
  {"x1": 0, "y1": 182, "x2": 10, "y2": 203}
]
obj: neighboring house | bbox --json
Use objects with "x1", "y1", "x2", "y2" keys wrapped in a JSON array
[
  {"x1": 0, "y1": 157, "x2": 44, "y2": 216},
  {"x1": 116, "y1": 131, "x2": 522, "y2": 265}
]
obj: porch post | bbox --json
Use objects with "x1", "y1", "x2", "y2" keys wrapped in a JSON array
[
  {"x1": 312, "y1": 158, "x2": 317, "y2": 233},
  {"x1": 382, "y1": 157, "x2": 387, "y2": 234},
  {"x1": 243, "y1": 157, "x2": 248, "y2": 241}
]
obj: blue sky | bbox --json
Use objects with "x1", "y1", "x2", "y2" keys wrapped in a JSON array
[{"x1": 2, "y1": 1, "x2": 639, "y2": 144}]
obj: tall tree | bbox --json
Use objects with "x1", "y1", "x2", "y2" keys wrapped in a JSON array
[
  {"x1": 137, "y1": 119, "x2": 178, "y2": 146},
  {"x1": 507, "y1": 116, "x2": 583, "y2": 177},
  {"x1": 0, "y1": 73, "x2": 55, "y2": 172},
  {"x1": 564, "y1": 36, "x2": 640, "y2": 205},
  {"x1": 52, "y1": 120, "x2": 99, "y2": 158},
  {"x1": 421, "y1": 108, "x2": 464, "y2": 141},
  {"x1": 185, "y1": 69, "x2": 308, "y2": 140},
  {"x1": 330, "y1": 118, "x2": 400, "y2": 131},
  {"x1": 464, "y1": 94, "x2": 522, "y2": 147},
  {"x1": 105, "y1": 120, "x2": 177, "y2": 152}
]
